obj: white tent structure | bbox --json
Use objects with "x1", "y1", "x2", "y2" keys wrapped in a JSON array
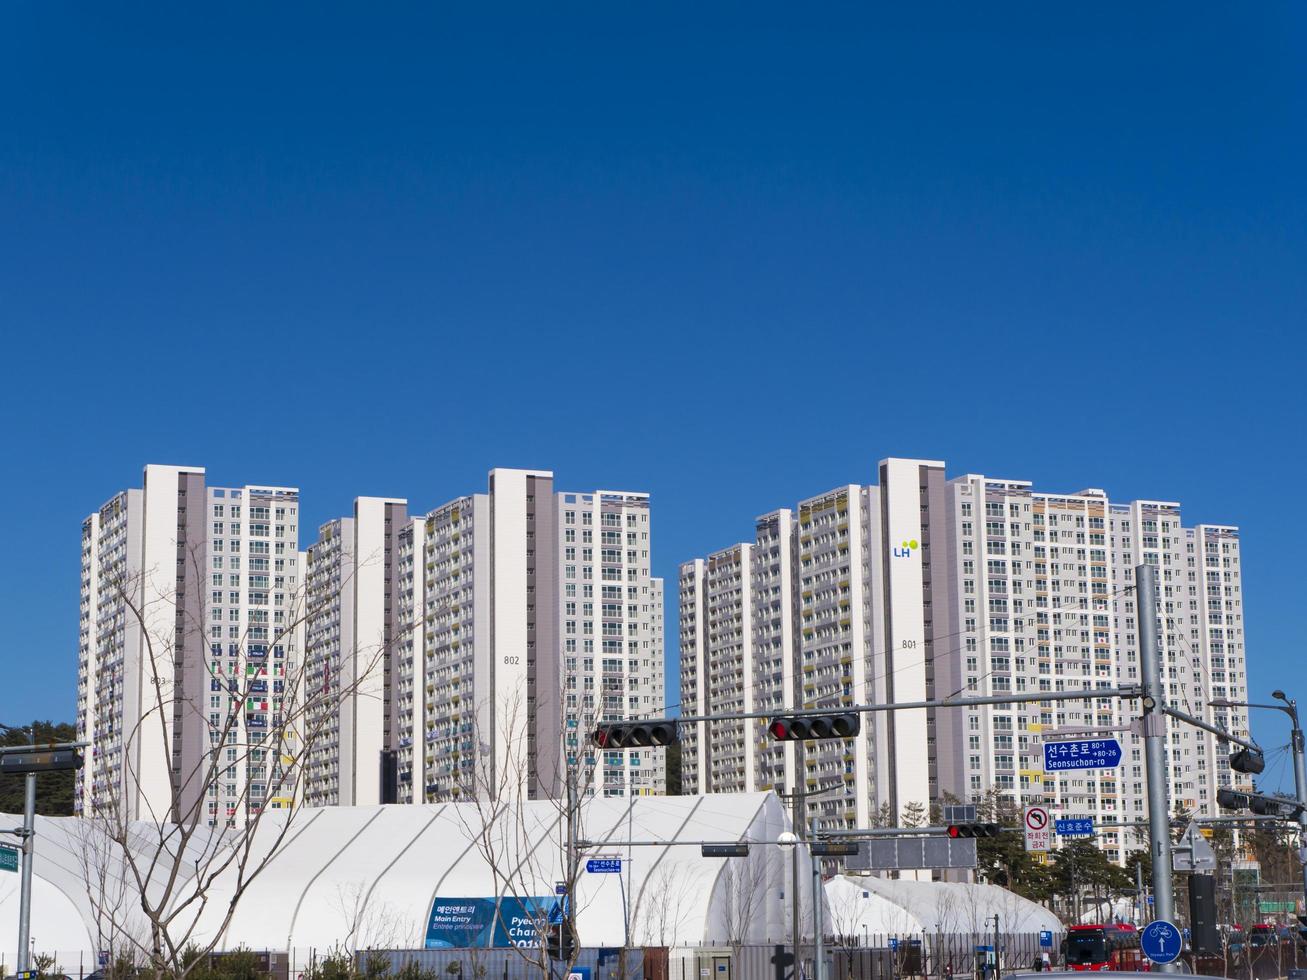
[
  {"x1": 824, "y1": 876, "x2": 929, "y2": 936},
  {"x1": 826, "y1": 875, "x2": 1063, "y2": 936},
  {"x1": 0, "y1": 793, "x2": 820, "y2": 970}
]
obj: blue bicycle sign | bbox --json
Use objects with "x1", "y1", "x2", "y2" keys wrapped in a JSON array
[{"x1": 1140, "y1": 920, "x2": 1182, "y2": 964}]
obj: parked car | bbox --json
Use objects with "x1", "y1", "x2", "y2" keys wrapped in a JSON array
[{"x1": 1248, "y1": 924, "x2": 1277, "y2": 949}]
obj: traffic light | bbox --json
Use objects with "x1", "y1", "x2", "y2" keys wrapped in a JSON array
[
  {"x1": 1249, "y1": 795, "x2": 1297, "y2": 818},
  {"x1": 1229, "y1": 747, "x2": 1266, "y2": 775},
  {"x1": 810, "y1": 841, "x2": 861, "y2": 857},
  {"x1": 1215, "y1": 787, "x2": 1300, "y2": 818},
  {"x1": 767, "y1": 713, "x2": 860, "y2": 741},
  {"x1": 947, "y1": 823, "x2": 1003, "y2": 839},
  {"x1": 591, "y1": 719, "x2": 678, "y2": 748},
  {"x1": 701, "y1": 843, "x2": 750, "y2": 857},
  {"x1": 546, "y1": 920, "x2": 576, "y2": 961},
  {"x1": 1217, "y1": 788, "x2": 1250, "y2": 810},
  {"x1": 0, "y1": 750, "x2": 82, "y2": 775}
]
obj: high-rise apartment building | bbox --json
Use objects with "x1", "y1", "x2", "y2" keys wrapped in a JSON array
[
  {"x1": 77, "y1": 465, "x2": 304, "y2": 825},
  {"x1": 404, "y1": 471, "x2": 665, "y2": 803},
  {"x1": 393, "y1": 516, "x2": 426, "y2": 804},
  {"x1": 559, "y1": 488, "x2": 664, "y2": 799},
  {"x1": 303, "y1": 496, "x2": 408, "y2": 807},
  {"x1": 80, "y1": 463, "x2": 665, "y2": 819},
  {"x1": 942, "y1": 475, "x2": 1251, "y2": 862},
  {"x1": 679, "y1": 457, "x2": 1252, "y2": 857},
  {"x1": 416, "y1": 470, "x2": 556, "y2": 801}
]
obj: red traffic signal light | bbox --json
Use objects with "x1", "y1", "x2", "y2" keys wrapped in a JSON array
[
  {"x1": 947, "y1": 823, "x2": 1002, "y2": 839},
  {"x1": 591, "y1": 720, "x2": 679, "y2": 749},
  {"x1": 766, "y1": 713, "x2": 860, "y2": 741}
]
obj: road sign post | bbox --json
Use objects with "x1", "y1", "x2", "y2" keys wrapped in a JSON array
[
  {"x1": 1024, "y1": 806, "x2": 1051, "y2": 852},
  {"x1": 1173, "y1": 822, "x2": 1217, "y2": 873}
]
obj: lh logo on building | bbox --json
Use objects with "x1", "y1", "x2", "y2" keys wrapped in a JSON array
[{"x1": 893, "y1": 539, "x2": 919, "y2": 559}]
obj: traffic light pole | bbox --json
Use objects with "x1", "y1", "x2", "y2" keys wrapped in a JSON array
[
  {"x1": 1285, "y1": 703, "x2": 1307, "y2": 919},
  {"x1": 17, "y1": 766, "x2": 34, "y2": 973},
  {"x1": 673, "y1": 685, "x2": 1145, "y2": 726},
  {"x1": 0, "y1": 726, "x2": 38, "y2": 974},
  {"x1": 811, "y1": 817, "x2": 824, "y2": 980},
  {"x1": 1137, "y1": 563, "x2": 1178, "y2": 972}
]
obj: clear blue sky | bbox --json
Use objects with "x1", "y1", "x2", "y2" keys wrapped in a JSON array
[{"x1": 2, "y1": 5, "x2": 1304, "y2": 788}]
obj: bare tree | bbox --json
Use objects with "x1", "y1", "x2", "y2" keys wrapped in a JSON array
[
  {"x1": 72, "y1": 817, "x2": 151, "y2": 972},
  {"x1": 329, "y1": 880, "x2": 408, "y2": 954},
  {"x1": 454, "y1": 690, "x2": 598, "y2": 978},
  {"x1": 633, "y1": 862, "x2": 703, "y2": 948},
  {"x1": 717, "y1": 844, "x2": 770, "y2": 954},
  {"x1": 825, "y1": 884, "x2": 867, "y2": 960},
  {"x1": 78, "y1": 540, "x2": 396, "y2": 980}
]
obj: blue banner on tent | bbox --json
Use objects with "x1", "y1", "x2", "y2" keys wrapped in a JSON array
[{"x1": 424, "y1": 896, "x2": 560, "y2": 949}]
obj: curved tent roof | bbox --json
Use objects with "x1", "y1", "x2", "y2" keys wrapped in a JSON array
[
  {"x1": 840, "y1": 876, "x2": 1063, "y2": 935},
  {"x1": 824, "y1": 876, "x2": 929, "y2": 935},
  {"x1": 0, "y1": 793, "x2": 819, "y2": 966}
]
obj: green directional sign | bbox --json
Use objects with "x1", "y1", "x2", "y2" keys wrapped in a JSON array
[
  {"x1": 1260, "y1": 900, "x2": 1295, "y2": 914},
  {"x1": 0, "y1": 846, "x2": 19, "y2": 873}
]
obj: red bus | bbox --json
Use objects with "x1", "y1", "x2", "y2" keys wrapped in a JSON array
[{"x1": 1062, "y1": 924, "x2": 1148, "y2": 972}]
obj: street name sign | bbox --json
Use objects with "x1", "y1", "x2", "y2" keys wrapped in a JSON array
[
  {"x1": 1024, "y1": 806, "x2": 1051, "y2": 852},
  {"x1": 0, "y1": 846, "x2": 17, "y2": 873},
  {"x1": 1043, "y1": 738, "x2": 1123, "y2": 772},
  {"x1": 1055, "y1": 817, "x2": 1094, "y2": 837},
  {"x1": 585, "y1": 858, "x2": 621, "y2": 874}
]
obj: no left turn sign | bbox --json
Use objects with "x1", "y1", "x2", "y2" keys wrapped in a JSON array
[{"x1": 1024, "y1": 806, "x2": 1051, "y2": 852}]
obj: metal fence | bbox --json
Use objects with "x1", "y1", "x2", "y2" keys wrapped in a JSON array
[
  {"x1": 17, "y1": 935, "x2": 1304, "y2": 980},
  {"x1": 361, "y1": 947, "x2": 649, "y2": 979},
  {"x1": 1191, "y1": 939, "x2": 1303, "y2": 979}
]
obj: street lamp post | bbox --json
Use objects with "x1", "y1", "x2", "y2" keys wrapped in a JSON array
[{"x1": 1210, "y1": 693, "x2": 1307, "y2": 915}]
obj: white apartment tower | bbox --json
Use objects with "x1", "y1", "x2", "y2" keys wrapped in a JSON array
[
  {"x1": 393, "y1": 517, "x2": 426, "y2": 804},
  {"x1": 77, "y1": 465, "x2": 304, "y2": 825},
  {"x1": 678, "y1": 558, "x2": 708, "y2": 796},
  {"x1": 943, "y1": 477, "x2": 1252, "y2": 862},
  {"x1": 303, "y1": 496, "x2": 408, "y2": 807},
  {"x1": 418, "y1": 470, "x2": 559, "y2": 801},
  {"x1": 408, "y1": 470, "x2": 664, "y2": 803},
  {"x1": 81, "y1": 464, "x2": 664, "y2": 816},
  {"x1": 680, "y1": 457, "x2": 1252, "y2": 854},
  {"x1": 202, "y1": 482, "x2": 305, "y2": 822},
  {"x1": 559, "y1": 489, "x2": 663, "y2": 798}
]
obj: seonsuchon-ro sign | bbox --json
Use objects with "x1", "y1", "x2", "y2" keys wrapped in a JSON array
[{"x1": 1043, "y1": 738, "x2": 1122, "y2": 771}]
